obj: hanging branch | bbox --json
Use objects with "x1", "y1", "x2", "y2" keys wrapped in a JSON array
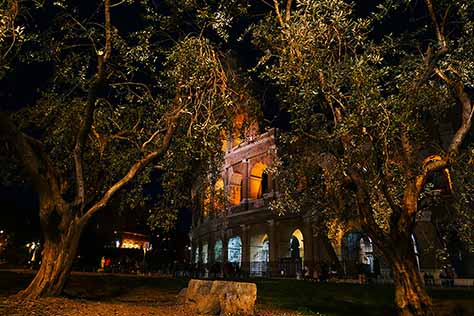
[{"x1": 73, "y1": 0, "x2": 111, "y2": 212}]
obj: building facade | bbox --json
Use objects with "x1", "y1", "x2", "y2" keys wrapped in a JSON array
[{"x1": 190, "y1": 128, "x2": 474, "y2": 280}]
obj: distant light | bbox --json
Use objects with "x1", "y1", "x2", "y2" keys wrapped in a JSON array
[
  {"x1": 115, "y1": 240, "x2": 120, "y2": 248},
  {"x1": 0, "y1": 230, "x2": 4, "y2": 234},
  {"x1": 187, "y1": 246, "x2": 192, "y2": 250}
]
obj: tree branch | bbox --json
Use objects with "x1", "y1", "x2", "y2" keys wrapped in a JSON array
[
  {"x1": 272, "y1": 0, "x2": 284, "y2": 27},
  {"x1": 347, "y1": 168, "x2": 387, "y2": 242},
  {"x1": 424, "y1": 0, "x2": 447, "y2": 50},
  {"x1": 0, "y1": 113, "x2": 42, "y2": 190},
  {"x1": 73, "y1": 0, "x2": 112, "y2": 211},
  {"x1": 0, "y1": 113, "x2": 66, "y2": 218},
  {"x1": 80, "y1": 110, "x2": 180, "y2": 223},
  {"x1": 400, "y1": 124, "x2": 415, "y2": 176},
  {"x1": 285, "y1": 0, "x2": 292, "y2": 22}
]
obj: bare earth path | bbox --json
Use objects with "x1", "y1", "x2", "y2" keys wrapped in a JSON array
[
  {"x1": 0, "y1": 270, "x2": 301, "y2": 316},
  {"x1": 0, "y1": 295, "x2": 302, "y2": 316}
]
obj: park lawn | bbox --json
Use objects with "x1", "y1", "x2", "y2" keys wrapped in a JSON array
[
  {"x1": 255, "y1": 278, "x2": 394, "y2": 316},
  {"x1": 254, "y1": 278, "x2": 474, "y2": 316}
]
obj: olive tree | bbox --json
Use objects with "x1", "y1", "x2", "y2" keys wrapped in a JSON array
[
  {"x1": 0, "y1": 0, "x2": 240, "y2": 298},
  {"x1": 253, "y1": 1, "x2": 474, "y2": 315}
]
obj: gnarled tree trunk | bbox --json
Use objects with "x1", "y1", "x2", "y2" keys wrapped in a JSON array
[
  {"x1": 383, "y1": 239, "x2": 435, "y2": 316},
  {"x1": 17, "y1": 207, "x2": 85, "y2": 299}
]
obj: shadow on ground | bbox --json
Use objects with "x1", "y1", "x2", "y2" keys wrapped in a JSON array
[{"x1": 0, "y1": 270, "x2": 473, "y2": 316}]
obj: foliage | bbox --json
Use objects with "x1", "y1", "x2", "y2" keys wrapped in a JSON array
[
  {"x1": 1, "y1": 1, "x2": 245, "y2": 231},
  {"x1": 254, "y1": 0, "x2": 474, "y2": 258}
]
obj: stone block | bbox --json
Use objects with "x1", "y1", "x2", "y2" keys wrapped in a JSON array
[{"x1": 184, "y1": 279, "x2": 256, "y2": 315}]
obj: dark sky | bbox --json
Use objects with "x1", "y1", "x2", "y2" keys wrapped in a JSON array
[{"x1": 0, "y1": 0, "x2": 433, "y2": 247}]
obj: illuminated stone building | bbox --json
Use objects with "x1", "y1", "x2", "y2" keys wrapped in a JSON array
[
  {"x1": 190, "y1": 119, "x2": 336, "y2": 278},
  {"x1": 190, "y1": 119, "x2": 474, "y2": 280}
]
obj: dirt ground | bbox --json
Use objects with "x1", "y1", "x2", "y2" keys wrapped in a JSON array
[
  {"x1": 0, "y1": 271, "x2": 302, "y2": 316},
  {"x1": 0, "y1": 295, "x2": 302, "y2": 316}
]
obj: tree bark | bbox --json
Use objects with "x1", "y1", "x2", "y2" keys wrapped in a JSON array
[
  {"x1": 383, "y1": 241, "x2": 435, "y2": 316},
  {"x1": 16, "y1": 208, "x2": 85, "y2": 299}
]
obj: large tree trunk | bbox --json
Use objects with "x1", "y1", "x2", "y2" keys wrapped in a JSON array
[
  {"x1": 384, "y1": 242, "x2": 435, "y2": 316},
  {"x1": 17, "y1": 210, "x2": 85, "y2": 299}
]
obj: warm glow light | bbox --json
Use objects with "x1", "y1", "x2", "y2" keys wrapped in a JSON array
[
  {"x1": 249, "y1": 162, "x2": 267, "y2": 199},
  {"x1": 229, "y1": 172, "x2": 242, "y2": 205},
  {"x1": 423, "y1": 155, "x2": 453, "y2": 191},
  {"x1": 214, "y1": 178, "x2": 225, "y2": 210}
]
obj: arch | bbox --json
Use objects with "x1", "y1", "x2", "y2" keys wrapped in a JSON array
[
  {"x1": 194, "y1": 247, "x2": 200, "y2": 264},
  {"x1": 250, "y1": 233, "x2": 270, "y2": 275},
  {"x1": 249, "y1": 162, "x2": 268, "y2": 199},
  {"x1": 341, "y1": 231, "x2": 379, "y2": 276},
  {"x1": 214, "y1": 240, "x2": 223, "y2": 262},
  {"x1": 359, "y1": 236, "x2": 374, "y2": 273},
  {"x1": 228, "y1": 236, "x2": 242, "y2": 267},
  {"x1": 201, "y1": 243, "x2": 209, "y2": 264},
  {"x1": 290, "y1": 229, "x2": 304, "y2": 260}
]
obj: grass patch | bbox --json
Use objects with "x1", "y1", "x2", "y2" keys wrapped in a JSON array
[{"x1": 254, "y1": 279, "x2": 395, "y2": 316}]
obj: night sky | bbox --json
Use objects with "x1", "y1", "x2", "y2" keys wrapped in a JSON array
[{"x1": 0, "y1": 0, "x2": 434, "y2": 259}]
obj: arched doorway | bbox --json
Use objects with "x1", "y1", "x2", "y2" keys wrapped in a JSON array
[
  {"x1": 249, "y1": 162, "x2": 268, "y2": 199},
  {"x1": 342, "y1": 231, "x2": 376, "y2": 276},
  {"x1": 194, "y1": 247, "x2": 200, "y2": 264},
  {"x1": 214, "y1": 240, "x2": 223, "y2": 263},
  {"x1": 250, "y1": 233, "x2": 270, "y2": 275},
  {"x1": 280, "y1": 229, "x2": 304, "y2": 277},
  {"x1": 290, "y1": 229, "x2": 304, "y2": 260},
  {"x1": 359, "y1": 236, "x2": 374, "y2": 273},
  {"x1": 201, "y1": 243, "x2": 208, "y2": 264},
  {"x1": 228, "y1": 236, "x2": 242, "y2": 267}
]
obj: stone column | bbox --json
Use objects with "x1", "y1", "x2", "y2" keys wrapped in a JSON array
[
  {"x1": 241, "y1": 159, "x2": 249, "y2": 202},
  {"x1": 241, "y1": 224, "x2": 251, "y2": 275},
  {"x1": 303, "y1": 217, "x2": 315, "y2": 277},
  {"x1": 220, "y1": 231, "x2": 228, "y2": 278},
  {"x1": 268, "y1": 220, "x2": 279, "y2": 277},
  {"x1": 208, "y1": 235, "x2": 215, "y2": 264},
  {"x1": 222, "y1": 231, "x2": 228, "y2": 263}
]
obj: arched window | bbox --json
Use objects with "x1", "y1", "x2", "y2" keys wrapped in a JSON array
[
  {"x1": 249, "y1": 162, "x2": 268, "y2": 199},
  {"x1": 290, "y1": 229, "x2": 304, "y2": 259},
  {"x1": 214, "y1": 240, "x2": 223, "y2": 263},
  {"x1": 228, "y1": 236, "x2": 242, "y2": 267},
  {"x1": 250, "y1": 234, "x2": 270, "y2": 275},
  {"x1": 201, "y1": 243, "x2": 208, "y2": 264},
  {"x1": 359, "y1": 236, "x2": 374, "y2": 273},
  {"x1": 194, "y1": 247, "x2": 200, "y2": 264}
]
